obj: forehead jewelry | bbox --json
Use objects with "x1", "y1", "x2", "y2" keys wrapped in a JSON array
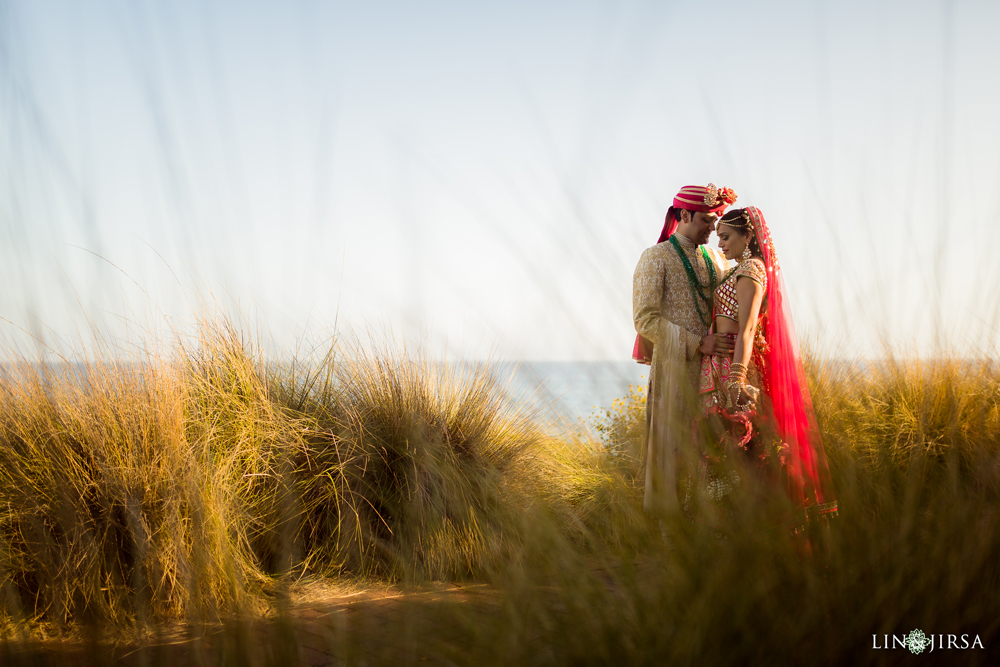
[{"x1": 719, "y1": 211, "x2": 751, "y2": 231}]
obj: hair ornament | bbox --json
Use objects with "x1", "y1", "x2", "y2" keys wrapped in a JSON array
[{"x1": 719, "y1": 210, "x2": 752, "y2": 231}]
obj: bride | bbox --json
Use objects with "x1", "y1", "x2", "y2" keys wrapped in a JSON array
[{"x1": 696, "y1": 207, "x2": 838, "y2": 532}]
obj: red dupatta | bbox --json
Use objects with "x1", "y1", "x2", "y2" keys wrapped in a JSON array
[{"x1": 746, "y1": 207, "x2": 838, "y2": 523}]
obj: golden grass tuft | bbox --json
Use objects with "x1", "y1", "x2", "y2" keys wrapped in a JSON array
[
  {"x1": 1, "y1": 324, "x2": 998, "y2": 664},
  {"x1": 0, "y1": 319, "x2": 600, "y2": 629}
]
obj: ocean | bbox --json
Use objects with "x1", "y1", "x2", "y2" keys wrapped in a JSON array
[
  {"x1": 501, "y1": 360, "x2": 649, "y2": 425},
  {"x1": 1, "y1": 359, "x2": 650, "y2": 428}
]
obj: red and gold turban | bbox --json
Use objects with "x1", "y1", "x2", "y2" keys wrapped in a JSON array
[{"x1": 657, "y1": 183, "x2": 737, "y2": 243}]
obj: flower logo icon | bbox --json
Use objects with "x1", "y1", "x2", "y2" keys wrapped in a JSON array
[{"x1": 905, "y1": 629, "x2": 930, "y2": 655}]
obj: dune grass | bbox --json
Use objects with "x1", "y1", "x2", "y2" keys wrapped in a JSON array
[
  {"x1": 0, "y1": 322, "x2": 998, "y2": 664},
  {"x1": 0, "y1": 319, "x2": 613, "y2": 627}
]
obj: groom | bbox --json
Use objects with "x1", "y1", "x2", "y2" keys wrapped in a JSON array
[{"x1": 632, "y1": 184, "x2": 737, "y2": 517}]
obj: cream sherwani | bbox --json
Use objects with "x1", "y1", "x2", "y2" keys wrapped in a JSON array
[{"x1": 632, "y1": 233, "x2": 729, "y2": 515}]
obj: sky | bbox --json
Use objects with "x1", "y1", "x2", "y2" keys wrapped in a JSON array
[{"x1": 2, "y1": 0, "x2": 999, "y2": 361}]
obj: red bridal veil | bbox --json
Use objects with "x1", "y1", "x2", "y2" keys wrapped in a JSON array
[{"x1": 745, "y1": 207, "x2": 837, "y2": 521}]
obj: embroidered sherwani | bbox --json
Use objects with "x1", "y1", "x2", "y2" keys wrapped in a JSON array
[{"x1": 633, "y1": 233, "x2": 729, "y2": 515}]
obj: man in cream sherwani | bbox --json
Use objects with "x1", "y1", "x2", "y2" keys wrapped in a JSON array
[{"x1": 632, "y1": 184, "x2": 737, "y2": 517}]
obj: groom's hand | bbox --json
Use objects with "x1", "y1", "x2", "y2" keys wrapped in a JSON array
[{"x1": 700, "y1": 334, "x2": 735, "y2": 356}]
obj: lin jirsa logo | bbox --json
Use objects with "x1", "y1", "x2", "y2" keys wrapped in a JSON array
[
  {"x1": 873, "y1": 629, "x2": 984, "y2": 653},
  {"x1": 905, "y1": 630, "x2": 930, "y2": 654}
]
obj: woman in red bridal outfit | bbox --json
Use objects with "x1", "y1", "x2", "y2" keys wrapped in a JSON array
[{"x1": 696, "y1": 207, "x2": 838, "y2": 533}]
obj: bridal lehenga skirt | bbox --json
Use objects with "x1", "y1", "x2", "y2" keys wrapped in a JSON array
[
  {"x1": 693, "y1": 345, "x2": 788, "y2": 522},
  {"x1": 695, "y1": 348, "x2": 839, "y2": 534}
]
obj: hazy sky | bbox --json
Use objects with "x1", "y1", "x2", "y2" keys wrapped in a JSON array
[{"x1": 2, "y1": 0, "x2": 999, "y2": 360}]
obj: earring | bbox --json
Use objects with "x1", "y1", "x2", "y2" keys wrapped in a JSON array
[{"x1": 742, "y1": 245, "x2": 752, "y2": 260}]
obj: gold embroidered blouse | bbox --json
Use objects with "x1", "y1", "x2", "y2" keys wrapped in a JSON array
[{"x1": 713, "y1": 258, "x2": 767, "y2": 323}]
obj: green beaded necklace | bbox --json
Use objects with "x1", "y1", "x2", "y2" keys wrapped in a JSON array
[{"x1": 668, "y1": 234, "x2": 717, "y2": 327}]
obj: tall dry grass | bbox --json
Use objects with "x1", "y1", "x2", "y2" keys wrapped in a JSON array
[
  {"x1": 0, "y1": 318, "x2": 630, "y2": 633},
  {"x1": 1, "y1": 323, "x2": 998, "y2": 665},
  {"x1": 495, "y1": 353, "x2": 1000, "y2": 665}
]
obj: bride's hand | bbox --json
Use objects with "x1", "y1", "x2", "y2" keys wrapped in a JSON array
[
  {"x1": 739, "y1": 385, "x2": 759, "y2": 409},
  {"x1": 730, "y1": 384, "x2": 759, "y2": 411}
]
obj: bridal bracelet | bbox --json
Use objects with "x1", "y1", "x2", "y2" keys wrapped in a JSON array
[{"x1": 726, "y1": 363, "x2": 748, "y2": 391}]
